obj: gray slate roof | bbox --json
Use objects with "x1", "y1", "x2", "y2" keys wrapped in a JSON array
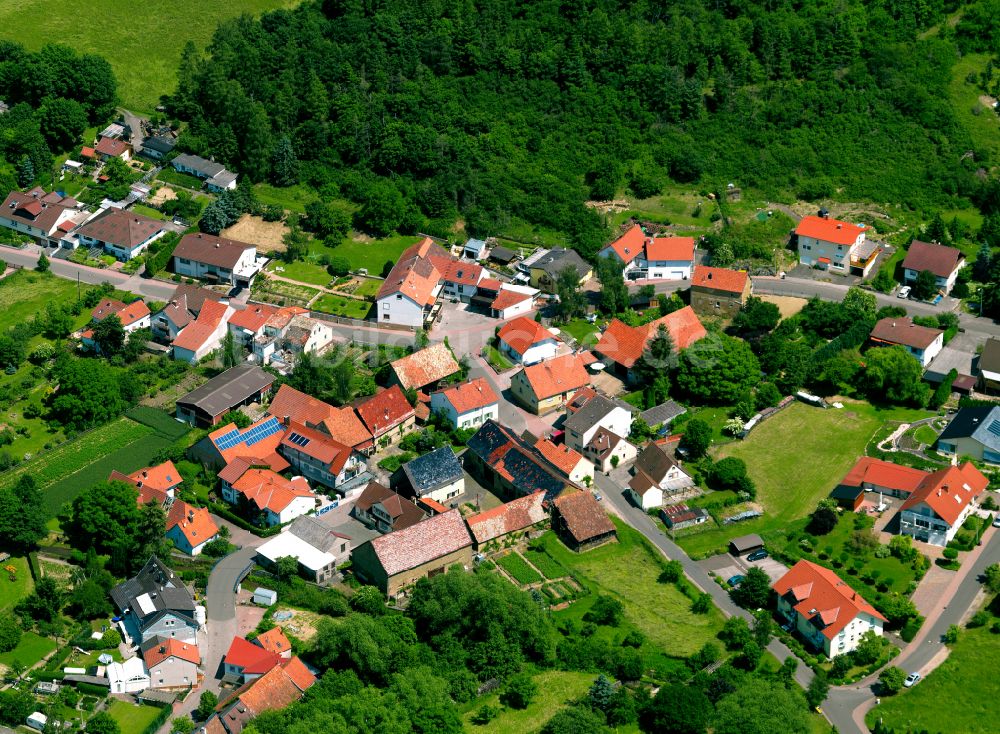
[
  {"x1": 938, "y1": 406, "x2": 1000, "y2": 448},
  {"x1": 639, "y1": 400, "x2": 686, "y2": 427},
  {"x1": 176, "y1": 363, "x2": 274, "y2": 418},
  {"x1": 173, "y1": 153, "x2": 226, "y2": 178},
  {"x1": 110, "y1": 557, "x2": 195, "y2": 621},
  {"x1": 402, "y1": 445, "x2": 464, "y2": 496},
  {"x1": 564, "y1": 394, "x2": 630, "y2": 434},
  {"x1": 142, "y1": 136, "x2": 175, "y2": 155},
  {"x1": 533, "y1": 248, "x2": 591, "y2": 280},
  {"x1": 289, "y1": 515, "x2": 349, "y2": 553}
]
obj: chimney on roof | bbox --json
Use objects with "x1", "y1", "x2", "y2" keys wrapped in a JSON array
[{"x1": 707, "y1": 272, "x2": 712, "y2": 280}]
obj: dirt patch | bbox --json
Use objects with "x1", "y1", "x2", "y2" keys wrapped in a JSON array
[
  {"x1": 585, "y1": 199, "x2": 631, "y2": 213},
  {"x1": 759, "y1": 294, "x2": 807, "y2": 318},
  {"x1": 236, "y1": 604, "x2": 266, "y2": 638},
  {"x1": 222, "y1": 214, "x2": 288, "y2": 254},
  {"x1": 148, "y1": 186, "x2": 178, "y2": 206},
  {"x1": 270, "y1": 607, "x2": 323, "y2": 643},
  {"x1": 979, "y1": 94, "x2": 998, "y2": 111}
]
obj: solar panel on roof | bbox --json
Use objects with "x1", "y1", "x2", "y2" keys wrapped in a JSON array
[
  {"x1": 287, "y1": 432, "x2": 310, "y2": 447},
  {"x1": 245, "y1": 417, "x2": 281, "y2": 446},
  {"x1": 213, "y1": 429, "x2": 241, "y2": 450},
  {"x1": 988, "y1": 420, "x2": 1000, "y2": 438}
]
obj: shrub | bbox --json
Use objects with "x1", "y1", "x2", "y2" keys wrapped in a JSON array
[
  {"x1": 500, "y1": 673, "x2": 537, "y2": 710},
  {"x1": 879, "y1": 666, "x2": 906, "y2": 695},
  {"x1": 472, "y1": 704, "x2": 501, "y2": 725},
  {"x1": 968, "y1": 610, "x2": 990, "y2": 628},
  {"x1": 584, "y1": 595, "x2": 624, "y2": 626},
  {"x1": 942, "y1": 547, "x2": 959, "y2": 560}
]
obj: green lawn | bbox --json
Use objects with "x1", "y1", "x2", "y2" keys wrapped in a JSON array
[
  {"x1": 269, "y1": 260, "x2": 332, "y2": 287},
  {"x1": 539, "y1": 522, "x2": 725, "y2": 657},
  {"x1": 0, "y1": 270, "x2": 88, "y2": 332},
  {"x1": 313, "y1": 234, "x2": 421, "y2": 277},
  {"x1": 949, "y1": 54, "x2": 1000, "y2": 166},
  {"x1": 155, "y1": 168, "x2": 205, "y2": 190},
  {"x1": 131, "y1": 204, "x2": 167, "y2": 221},
  {"x1": 677, "y1": 400, "x2": 930, "y2": 558},
  {"x1": 0, "y1": 0, "x2": 300, "y2": 113},
  {"x1": 460, "y1": 670, "x2": 595, "y2": 734},
  {"x1": 0, "y1": 631, "x2": 57, "y2": 669},
  {"x1": 559, "y1": 318, "x2": 601, "y2": 346},
  {"x1": 254, "y1": 183, "x2": 320, "y2": 214},
  {"x1": 312, "y1": 294, "x2": 371, "y2": 319},
  {"x1": 0, "y1": 557, "x2": 32, "y2": 612},
  {"x1": 106, "y1": 700, "x2": 165, "y2": 734},
  {"x1": 912, "y1": 424, "x2": 938, "y2": 446},
  {"x1": 252, "y1": 278, "x2": 320, "y2": 308},
  {"x1": 483, "y1": 345, "x2": 515, "y2": 372},
  {"x1": 866, "y1": 625, "x2": 998, "y2": 733}
]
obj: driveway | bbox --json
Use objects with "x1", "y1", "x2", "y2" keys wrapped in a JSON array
[{"x1": 700, "y1": 552, "x2": 789, "y2": 585}]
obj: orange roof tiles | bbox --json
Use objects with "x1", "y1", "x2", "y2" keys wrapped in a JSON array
[
  {"x1": 367, "y1": 510, "x2": 471, "y2": 577},
  {"x1": 228, "y1": 304, "x2": 276, "y2": 333},
  {"x1": 553, "y1": 491, "x2": 615, "y2": 544},
  {"x1": 354, "y1": 385, "x2": 414, "y2": 439},
  {"x1": 267, "y1": 384, "x2": 373, "y2": 451},
  {"x1": 127, "y1": 460, "x2": 182, "y2": 492},
  {"x1": 605, "y1": 224, "x2": 647, "y2": 265},
  {"x1": 533, "y1": 438, "x2": 587, "y2": 477},
  {"x1": 225, "y1": 636, "x2": 281, "y2": 674},
  {"x1": 795, "y1": 215, "x2": 865, "y2": 246},
  {"x1": 773, "y1": 560, "x2": 886, "y2": 640},
  {"x1": 870, "y1": 317, "x2": 942, "y2": 350},
  {"x1": 254, "y1": 628, "x2": 291, "y2": 656},
  {"x1": 841, "y1": 457, "x2": 928, "y2": 495},
  {"x1": 280, "y1": 420, "x2": 353, "y2": 475},
  {"x1": 144, "y1": 638, "x2": 200, "y2": 668},
  {"x1": 278, "y1": 656, "x2": 315, "y2": 691},
  {"x1": 231, "y1": 469, "x2": 315, "y2": 514},
  {"x1": 595, "y1": 306, "x2": 706, "y2": 369},
  {"x1": 691, "y1": 267, "x2": 749, "y2": 294},
  {"x1": 173, "y1": 299, "x2": 229, "y2": 352},
  {"x1": 465, "y1": 491, "x2": 547, "y2": 545},
  {"x1": 900, "y1": 462, "x2": 988, "y2": 526},
  {"x1": 519, "y1": 353, "x2": 591, "y2": 400},
  {"x1": 166, "y1": 499, "x2": 219, "y2": 548},
  {"x1": 645, "y1": 236, "x2": 695, "y2": 261},
  {"x1": 440, "y1": 259, "x2": 483, "y2": 286},
  {"x1": 389, "y1": 343, "x2": 460, "y2": 390},
  {"x1": 95, "y1": 137, "x2": 130, "y2": 157},
  {"x1": 376, "y1": 238, "x2": 445, "y2": 306},
  {"x1": 91, "y1": 297, "x2": 150, "y2": 327},
  {"x1": 209, "y1": 417, "x2": 290, "y2": 471},
  {"x1": 491, "y1": 288, "x2": 533, "y2": 311},
  {"x1": 434, "y1": 378, "x2": 498, "y2": 414},
  {"x1": 498, "y1": 316, "x2": 557, "y2": 356}
]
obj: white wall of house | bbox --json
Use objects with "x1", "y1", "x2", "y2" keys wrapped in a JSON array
[
  {"x1": 500, "y1": 337, "x2": 558, "y2": 366},
  {"x1": 640, "y1": 258, "x2": 692, "y2": 280},
  {"x1": 165, "y1": 524, "x2": 216, "y2": 556},
  {"x1": 81, "y1": 229, "x2": 165, "y2": 262},
  {"x1": 778, "y1": 596, "x2": 884, "y2": 658},
  {"x1": 124, "y1": 315, "x2": 152, "y2": 333},
  {"x1": 899, "y1": 499, "x2": 976, "y2": 546},
  {"x1": 174, "y1": 248, "x2": 256, "y2": 285},
  {"x1": 797, "y1": 232, "x2": 864, "y2": 271},
  {"x1": 281, "y1": 445, "x2": 366, "y2": 490},
  {"x1": 495, "y1": 298, "x2": 534, "y2": 320},
  {"x1": 378, "y1": 293, "x2": 425, "y2": 328},
  {"x1": 893, "y1": 332, "x2": 944, "y2": 367},
  {"x1": 266, "y1": 495, "x2": 317, "y2": 526},
  {"x1": 566, "y1": 406, "x2": 634, "y2": 453},
  {"x1": 429, "y1": 393, "x2": 500, "y2": 430},
  {"x1": 149, "y1": 657, "x2": 199, "y2": 689},
  {"x1": 587, "y1": 438, "x2": 637, "y2": 474},
  {"x1": 423, "y1": 477, "x2": 465, "y2": 504},
  {"x1": 629, "y1": 485, "x2": 663, "y2": 510},
  {"x1": 0, "y1": 210, "x2": 75, "y2": 242},
  {"x1": 565, "y1": 457, "x2": 595, "y2": 485},
  {"x1": 903, "y1": 265, "x2": 963, "y2": 294}
]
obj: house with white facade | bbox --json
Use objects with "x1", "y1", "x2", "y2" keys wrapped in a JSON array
[
  {"x1": 795, "y1": 215, "x2": 872, "y2": 275},
  {"x1": 439, "y1": 259, "x2": 485, "y2": 302},
  {"x1": 897, "y1": 462, "x2": 988, "y2": 546},
  {"x1": 171, "y1": 154, "x2": 238, "y2": 191},
  {"x1": 153, "y1": 285, "x2": 227, "y2": 342},
  {"x1": 627, "y1": 442, "x2": 693, "y2": 510},
  {"x1": 252, "y1": 308, "x2": 334, "y2": 367},
  {"x1": 429, "y1": 378, "x2": 499, "y2": 430},
  {"x1": 109, "y1": 557, "x2": 199, "y2": 646},
  {"x1": 598, "y1": 224, "x2": 695, "y2": 281},
  {"x1": 902, "y1": 240, "x2": 965, "y2": 295},
  {"x1": 278, "y1": 420, "x2": 367, "y2": 491},
  {"x1": 529, "y1": 438, "x2": 594, "y2": 485},
  {"x1": 76, "y1": 207, "x2": 167, "y2": 261},
  {"x1": 376, "y1": 238, "x2": 450, "y2": 328},
  {"x1": 223, "y1": 468, "x2": 319, "y2": 527},
  {"x1": 773, "y1": 560, "x2": 887, "y2": 658},
  {"x1": 497, "y1": 316, "x2": 560, "y2": 365},
  {"x1": 564, "y1": 394, "x2": 634, "y2": 455},
  {"x1": 81, "y1": 298, "x2": 151, "y2": 352},
  {"x1": 869, "y1": 317, "x2": 944, "y2": 368},
  {"x1": 171, "y1": 300, "x2": 235, "y2": 364},
  {"x1": 141, "y1": 637, "x2": 200, "y2": 689},
  {"x1": 0, "y1": 188, "x2": 83, "y2": 247},
  {"x1": 397, "y1": 446, "x2": 465, "y2": 505},
  {"x1": 106, "y1": 657, "x2": 150, "y2": 693},
  {"x1": 165, "y1": 500, "x2": 219, "y2": 556},
  {"x1": 171, "y1": 233, "x2": 265, "y2": 288}
]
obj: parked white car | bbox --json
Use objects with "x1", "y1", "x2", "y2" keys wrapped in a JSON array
[
  {"x1": 897, "y1": 285, "x2": 911, "y2": 299},
  {"x1": 904, "y1": 672, "x2": 921, "y2": 687}
]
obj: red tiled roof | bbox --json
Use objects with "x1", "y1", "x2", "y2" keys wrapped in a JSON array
[
  {"x1": 553, "y1": 491, "x2": 615, "y2": 543},
  {"x1": 465, "y1": 491, "x2": 547, "y2": 545},
  {"x1": 109, "y1": 469, "x2": 168, "y2": 507},
  {"x1": 772, "y1": 560, "x2": 886, "y2": 640},
  {"x1": 354, "y1": 385, "x2": 414, "y2": 438},
  {"x1": 225, "y1": 636, "x2": 281, "y2": 674},
  {"x1": 595, "y1": 306, "x2": 706, "y2": 369},
  {"x1": 604, "y1": 224, "x2": 647, "y2": 265},
  {"x1": 166, "y1": 500, "x2": 219, "y2": 548},
  {"x1": 440, "y1": 260, "x2": 483, "y2": 286},
  {"x1": 267, "y1": 384, "x2": 374, "y2": 451},
  {"x1": 228, "y1": 304, "x2": 276, "y2": 333},
  {"x1": 231, "y1": 469, "x2": 315, "y2": 514},
  {"x1": 478, "y1": 278, "x2": 502, "y2": 292},
  {"x1": 255, "y1": 628, "x2": 291, "y2": 656},
  {"x1": 900, "y1": 462, "x2": 988, "y2": 526},
  {"x1": 91, "y1": 298, "x2": 127, "y2": 322},
  {"x1": 491, "y1": 288, "x2": 533, "y2": 312},
  {"x1": 367, "y1": 510, "x2": 472, "y2": 577},
  {"x1": 533, "y1": 439, "x2": 587, "y2": 477},
  {"x1": 126, "y1": 460, "x2": 182, "y2": 492},
  {"x1": 80, "y1": 146, "x2": 95, "y2": 159},
  {"x1": 870, "y1": 317, "x2": 942, "y2": 350},
  {"x1": 172, "y1": 299, "x2": 229, "y2": 352},
  {"x1": 841, "y1": 457, "x2": 928, "y2": 495},
  {"x1": 95, "y1": 136, "x2": 130, "y2": 158},
  {"x1": 376, "y1": 238, "x2": 445, "y2": 306},
  {"x1": 418, "y1": 497, "x2": 449, "y2": 514},
  {"x1": 77, "y1": 206, "x2": 164, "y2": 249},
  {"x1": 145, "y1": 638, "x2": 200, "y2": 668},
  {"x1": 902, "y1": 240, "x2": 964, "y2": 279},
  {"x1": 795, "y1": 215, "x2": 865, "y2": 246},
  {"x1": 279, "y1": 656, "x2": 315, "y2": 691},
  {"x1": 518, "y1": 353, "x2": 591, "y2": 400},
  {"x1": 691, "y1": 266, "x2": 749, "y2": 294},
  {"x1": 645, "y1": 236, "x2": 695, "y2": 262},
  {"x1": 434, "y1": 378, "x2": 498, "y2": 414},
  {"x1": 389, "y1": 343, "x2": 460, "y2": 390},
  {"x1": 280, "y1": 420, "x2": 352, "y2": 475},
  {"x1": 498, "y1": 316, "x2": 557, "y2": 356}
]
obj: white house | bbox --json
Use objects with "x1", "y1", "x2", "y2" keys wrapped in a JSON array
[
  {"x1": 598, "y1": 224, "x2": 695, "y2": 281},
  {"x1": 627, "y1": 442, "x2": 693, "y2": 510},
  {"x1": 171, "y1": 232, "x2": 264, "y2": 288},
  {"x1": 106, "y1": 657, "x2": 151, "y2": 693},
  {"x1": 224, "y1": 468, "x2": 319, "y2": 526},
  {"x1": 0, "y1": 188, "x2": 81, "y2": 246},
  {"x1": 429, "y1": 378, "x2": 500, "y2": 430},
  {"x1": 497, "y1": 316, "x2": 560, "y2": 365},
  {"x1": 490, "y1": 284, "x2": 538, "y2": 319},
  {"x1": 376, "y1": 238, "x2": 448, "y2": 328},
  {"x1": 564, "y1": 394, "x2": 634, "y2": 455},
  {"x1": 795, "y1": 215, "x2": 866, "y2": 273},
  {"x1": 254, "y1": 313, "x2": 334, "y2": 367},
  {"x1": 278, "y1": 420, "x2": 367, "y2": 491},
  {"x1": 172, "y1": 154, "x2": 238, "y2": 191},
  {"x1": 440, "y1": 260, "x2": 484, "y2": 303},
  {"x1": 581, "y1": 428, "x2": 637, "y2": 474},
  {"x1": 165, "y1": 500, "x2": 219, "y2": 556},
  {"x1": 869, "y1": 317, "x2": 944, "y2": 368},
  {"x1": 773, "y1": 560, "x2": 886, "y2": 658},
  {"x1": 902, "y1": 240, "x2": 965, "y2": 295},
  {"x1": 171, "y1": 300, "x2": 235, "y2": 364},
  {"x1": 399, "y1": 446, "x2": 465, "y2": 504},
  {"x1": 76, "y1": 207, "x2": 167, "y2": 261},
  {"x1": 898, "y1": 462, "x2": 988, "y2": 546},
  {"x1": 531, "y1": 438, "x2": 594, "y2": 485},
  {"x1": 81, "y1": 298, "x2": 151, "y2": 352}
]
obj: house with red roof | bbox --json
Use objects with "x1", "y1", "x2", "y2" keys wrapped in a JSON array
[
  {"x1": 831, "y1": 457, "x2": 930, "y2": 510},
  {"x1": 95, "y1": 136, "x2": 132, "y2": 161},
  {"x1": 141, "y1": 636, "x2": 200, "y2": 689},
  {"x1": 224, "y1": 468, "x2": 319, "y2": 527},
  {"x1": 429, "y1": 377, "x2": 499, "y2": 430},
  {"x1": 172, "y1": 299, "x2": 235, "y2": 364},
  {"x1": 465, "y1": 491, "x2": 547, "y2": 550},
  {"x1": 165, "y1": 500, "x2": 220, "y2": 556},
  {"x1": 388, "y1": 343, "x2": 460, "y2": 391},
  {"x1": 773, "y1": 560, "x2": 886, "y2": 658},
  {"x1": 375, "y1": 238, "x2": 449, "y2": 328},
  {"x1": 497, "y1": 316, "x2": 561, "y2": 365},
  {"x1": 109, "y1": 460, "x2": 183, "y2": 507},
  {"x1": 439, "y1": 259, "x2": 485, "y2": 302},
  {"x1": 81, "y1": 297, "x2": 151, "y2": 352},
  {"x1": 153, "y1": 284, "x2": 227, "y2": 342},
  {"x1": 898, "y1": 462, "x2": 988, "y2": 546},
  {"x1": 352, "y1": 480, "x2": 427, "y2": 534},
  {"x1": 251, "y1": 307, "x2": 334, "y2": 367},
  {"x1": 267, "y1": 384, "x2": 374, "y2": 454},
  {"x1": 509, "y1": 352, "x2": 594, "y2": 415},
  {"x1": 528, "y1": 438, "x2": 594, "y2": 484},
  {"x1": 222, "y1": 636, "x2": 280, "y2": 683},
  {"x1": 208, "y1": 656, "x2": 315, "y2": 734},
  {"x1": 690, "y1": 267, "x2": 752, "y2": 317},
  {"x1": 795, "y1": 215, "x2": 871, "y2": 274},
  {"x1": 594, "y1": 306, "x2": 706, "y2": 383},
  {"x1": 76, "y1": 206, "x2": 167, "y2": 261},
  {"x1": 354, "y1": 385, "x2": 415, "y2": 447},
  {"x1": 599, "y1": 224, "x2": 695, "y2": 281},
  {"x1": 869, "y1": 316, "x2": 944, "y2": 367},
  {"x1": 278, "y1": 420, "x2": 366, "y2": 491},
  {"x1": 255, "y1": 628, "x2": 292, "y2": 659},
  {"x1": 195, "y1": 416, "x2": 289, "y2": 474},
  {"x1": 902, "y1": 240, "x2": 965, "y2": 295},
  {"x1": 227, "y1": 303, "x2": 276, "y2": 347},
  {"x1": 0, "y1": 187, "x2": 83, "y2": 246}
]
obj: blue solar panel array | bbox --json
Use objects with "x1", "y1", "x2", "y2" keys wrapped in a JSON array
[
  {"x1": 989, "y1": 420, "x2": 1000, "y2": 438},
  {"x1": 287, "y1": 432, "x2": 310, "y2": 447},
  {"x1": 214, "y1": 417, "x2": 283, "y2": 450}
]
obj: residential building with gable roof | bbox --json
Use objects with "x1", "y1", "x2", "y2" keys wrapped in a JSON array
[
  {"x1": 352, "y1": 480, "x2": 427, "y2": 534},
  {"x1": 109, "y1": 460, "x2": 183, "y2": 506},
  {"x1": 429, "y1": 377, "x2": 499, "y2": 430},
  {"x1": 224, "y1": 468, "x2": 318, "y2": 527},
  {"x1": 222, "y1": 636, "x2": 281, "y2": 684},
  {"x1": 141, "y1": 637, "x2": 200, "y2": 689},
  {"x1": 527, "y1": 248, "x2": 593, "y2": 291},
  {"x1": 902, "y1": 240, "x2": 965, "y2": 295},
  {"x1": 351, "y1": 509, "x2": 473, "y2": 596},
  {"x1": 690, "y1": 266, "x2": 752, "y2": 316},
  {"x1": 153, "y1": 284, "x2": 226, "y2": 342},
  {"x1": 527, "y1": 437, "x2": 593, "y2": 484},
  {"x1": 898, "y1": 462, "x2": 988, "y2": 546},
  {"x1": 172, "y1": 154, "x2": 238, "y2": 192},
  {"x1": 869, "y1": 317, "x2": 944, "y2": 367},
  {"x1": 255, "y1": 516, "x2": 351, "y2": 584},
  {"x1": 497, "y1": 316, "x2": 560, "y2": 365},
  {"x1": 266, "y1": 383, "x2": 374, "y2": 454},
  {"x1": 977, "y1": 338, "x2": 1000, "y2": 395},
  {"x1": 252, "y1": 308, "x2": 334, "y2": 367},
  {"x1": 551, "y1": 491, "x2": 617, "y2": 551},
  {"x1": 110, "y1": 557, "x2": 199, "y2": 645},
  {"x1": 464, "y1": 491, "x2": 547, "y2": 549},
  {"x1": 165, "y1": 500, "x2": 220, "y2": 556},
  {"x1": 255, "y1": 628, "x2": 292, "y2": 659},
  {"x1": 563, "y1": 393, "x2": 634, "y2": 455},
  {"x1": 206, "y1": 657, "x2": 315, "y2": 734},
  {"x1": 509, "y1": 352, "x2": 594, "y2": 415},
  {"x1": 598, "y1": 224, "x2": 695, "y2": 281},
  {"x1": 172, "y1": 233, "x2": 265, "y2": 287},
  {"x1": 935, "y1": 405, "x2": 1000, "y2": 462},
  {"x1": 388, "y1": 343, "x2": 460, "y2": 391},
  {"x1": 81, "y1": 298, "x2": 151, "y2": 352},
  {"x1": 0, "y1": 187, "x2": 84, "y2": 246},
  {"x1": 195, "y1": 416, "x2": 290, "y2": 474},
  {"x1": 76, "y1": 207, "x2": 167, "y2": 261},
  {"x1": 172, "y1": 299, "x2": 235, "y2": 364},
  {"x1": 396, "y1": 446, "x2": 465, "y2": 504},
  {"x1": 227, "y1": 303, "x2": 276, "y2": 347},
  {"x1": 795, "y1": 215, "x2": 874, "y2": 275},
  {"x1": 773, "y1": 560, "x2": 886, "y2": 658},
  {"x1": 95, "y1": 136, "x2": 132, "y2": 160},
  {"x1": 278, "y1": 420, "x2": 366, "y2": 491},
  {"x1": 627, "y1": 442, "x2": 694, "y2": 509},
  {"x1": 375, "y1": 238, "x2": 449, "y2": 328},
  {"x1": 594, "y1": 306, "x2": 706, "y2": 383},
  {"x1": 354, "y1": 385, "x2": 415, "y2": 447},
  {"x1": 176, "y1": 364, "x2": 275, "y2": 427}
]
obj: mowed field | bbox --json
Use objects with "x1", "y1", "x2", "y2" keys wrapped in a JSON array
[
  {"x1": 0, "y1": 0, "x2": 300, "y2": 112},
  {"x1": 677, "y1": 400, "x2": 929, "y2": 557}
]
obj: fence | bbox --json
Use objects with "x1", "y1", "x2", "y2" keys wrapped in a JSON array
[{"x1": 737, "y1": 395, "x2": 796, "y2": 439}]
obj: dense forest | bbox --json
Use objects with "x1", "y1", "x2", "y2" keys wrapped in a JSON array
[{"x1": 170, "y1": 0, "x2": 1000, "y2": 255}]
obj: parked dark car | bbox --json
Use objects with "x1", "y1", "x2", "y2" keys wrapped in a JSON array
[{"x1": 747, "y1": 549, "x2": 769, "y2": 562}]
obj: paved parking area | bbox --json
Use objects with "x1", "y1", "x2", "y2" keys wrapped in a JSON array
[{"x1": 699, "y1": 552, "x2": 789, "y2": 584}]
